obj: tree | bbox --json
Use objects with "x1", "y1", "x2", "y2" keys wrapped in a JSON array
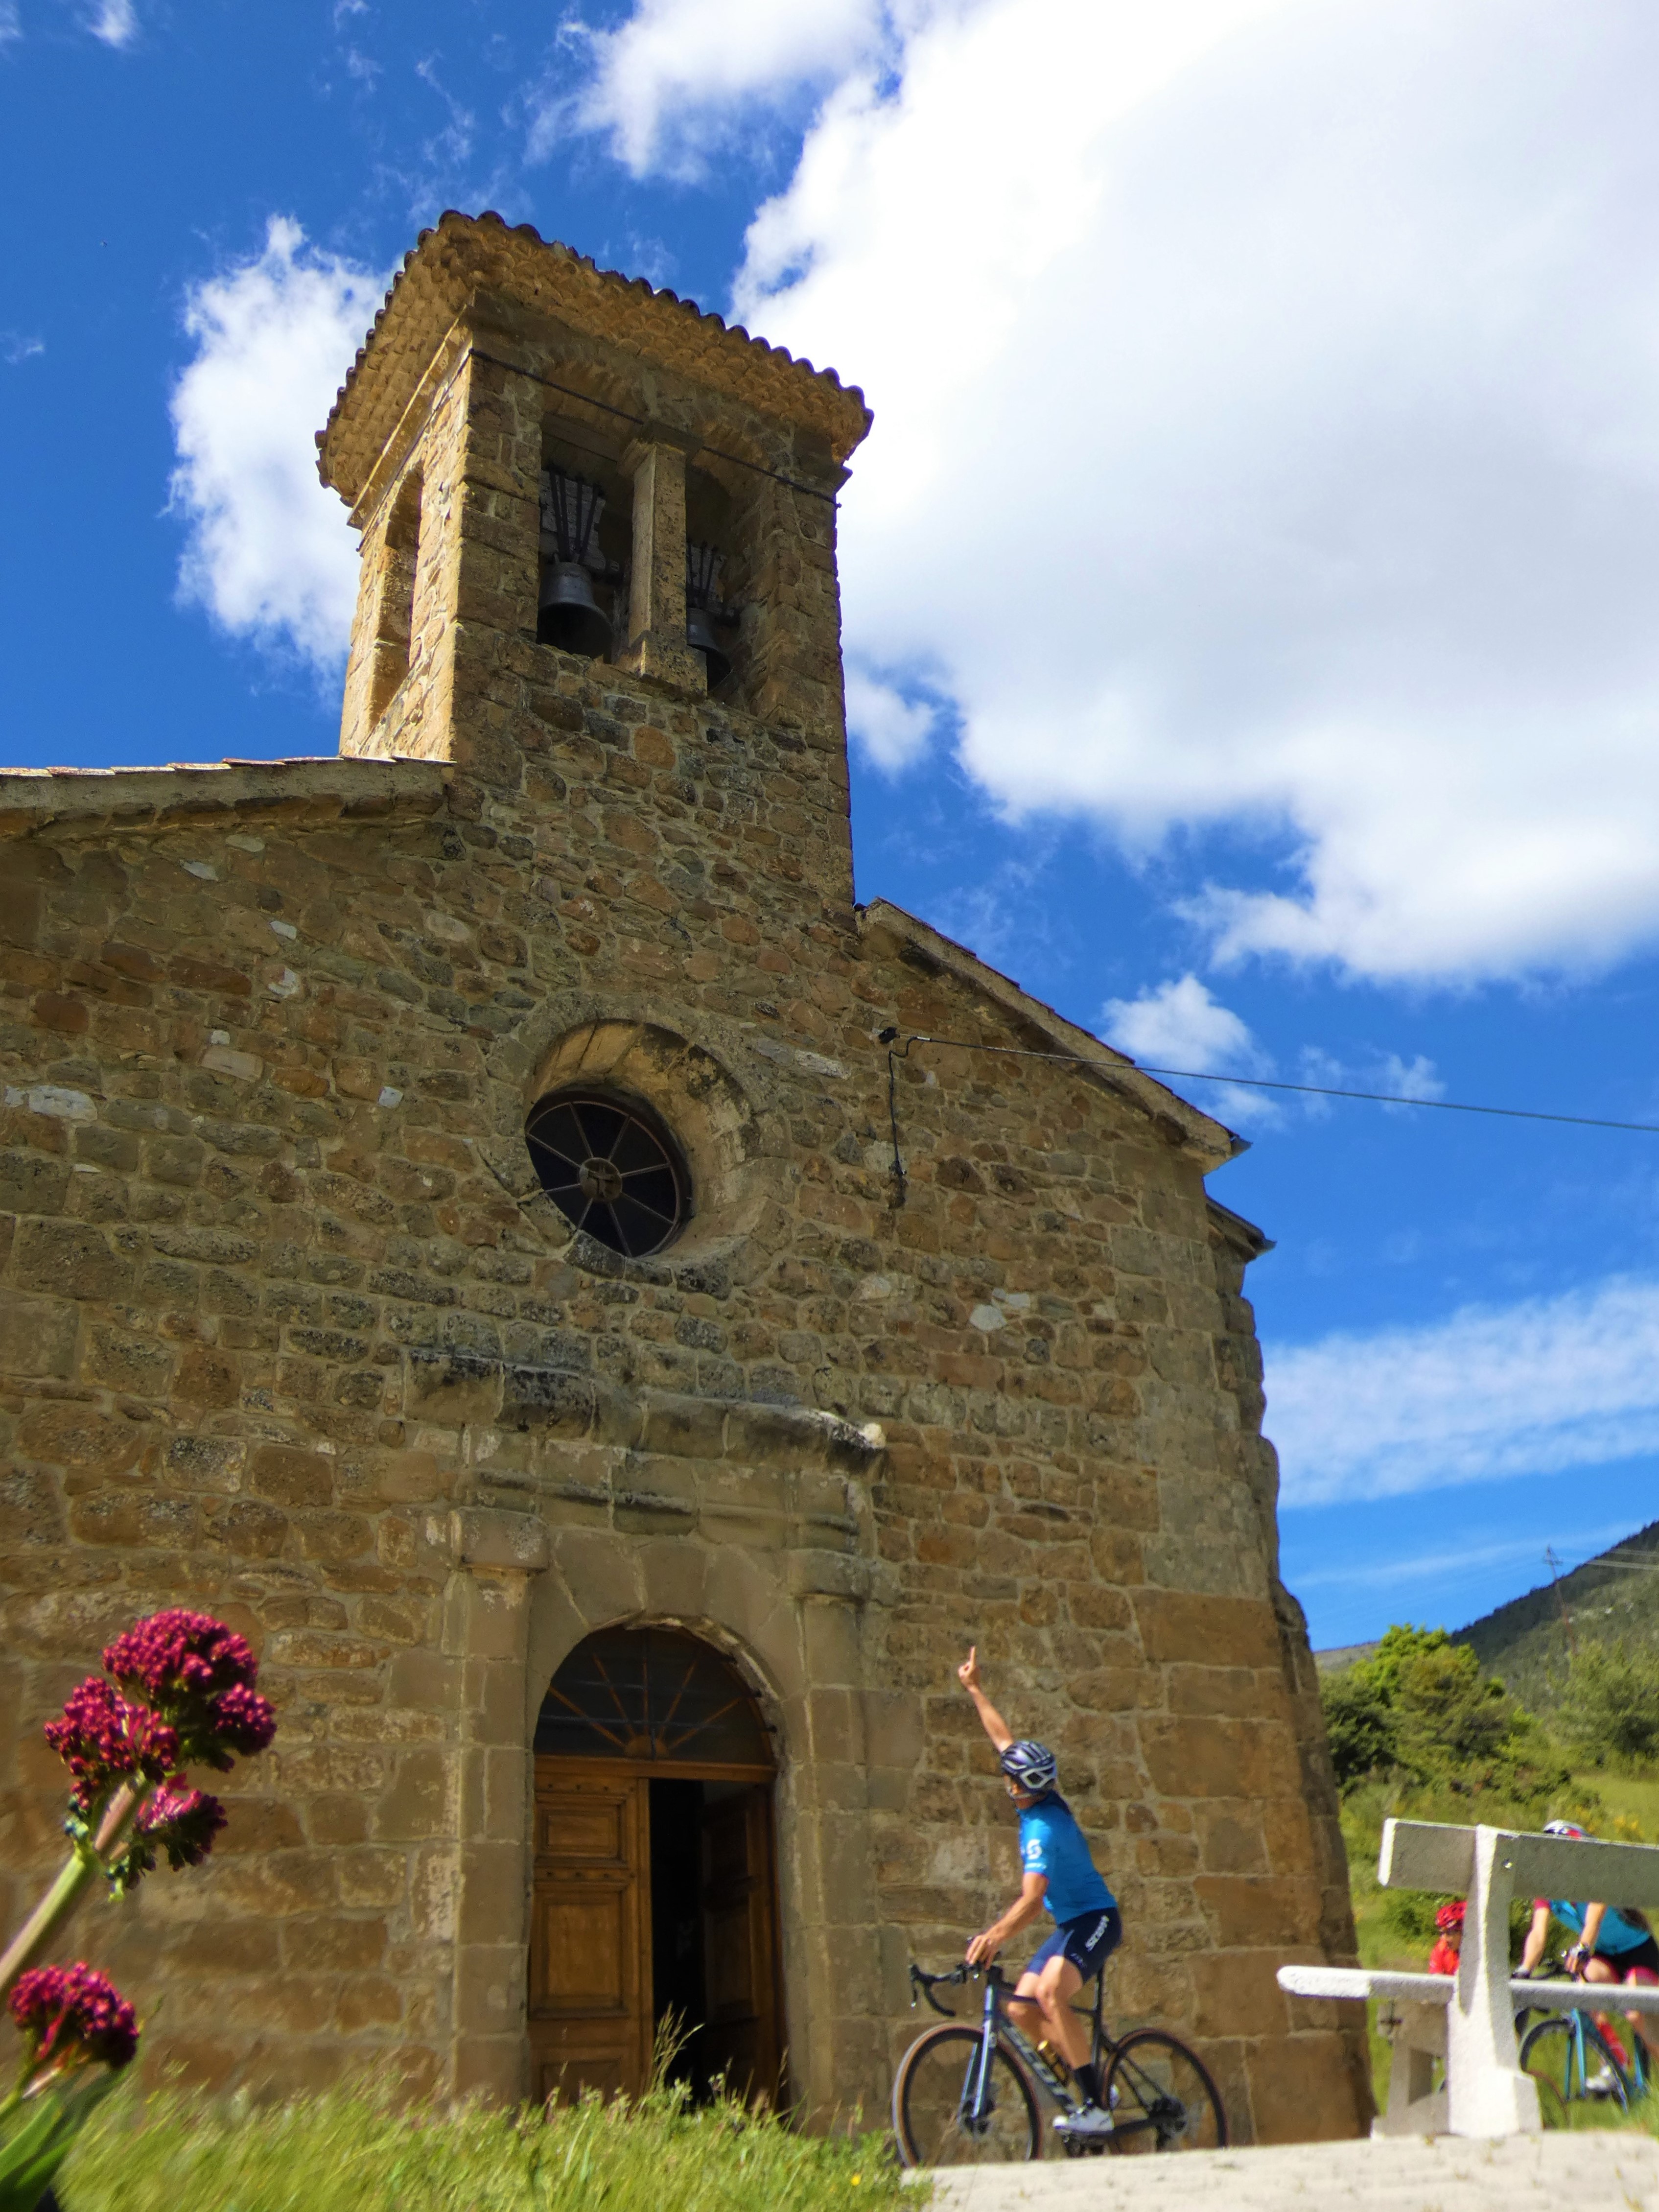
[
  {"x1": 1321, "y1": 1663, "x2": 1396, "y2": 1789},
  {"x1": 1318, "y1": 1622, "x2": 1569, "y2": 1812},
  {"x1": 1565, "y1": 1642, "x2": 1659, "y2": 1770}
]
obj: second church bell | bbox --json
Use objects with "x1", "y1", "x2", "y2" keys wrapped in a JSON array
[{"x1": 537, "y1": 468, "x2": 613, "y2": 658}]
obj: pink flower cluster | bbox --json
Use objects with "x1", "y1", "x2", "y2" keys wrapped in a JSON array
[
  {"x1": 43, "y1": 1608, "x2": 276, "y2": 1871},
  {"x1": 129, "y1": 1785, "x2": 228, "y2": 1876},
  {"x1": 10, "y1": 1963, "x2": 138, "y2": 2074},
  {"x1": 44, "y1": 1679, "x2": 181, "y2": 1815},
  {"x1": 103, "y1": 1609, "x2": 276, "y2": 1772}
]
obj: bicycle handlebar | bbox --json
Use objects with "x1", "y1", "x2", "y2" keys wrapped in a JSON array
[{"x1": 908, "y1": 1961, "x2": 1005, "y2": 2017}]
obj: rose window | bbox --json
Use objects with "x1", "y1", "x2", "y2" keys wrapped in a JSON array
[{"x1": 524, "y1": 1092, "x2": 688, "y2": 1258}]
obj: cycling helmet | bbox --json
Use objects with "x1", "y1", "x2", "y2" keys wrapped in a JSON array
[
  {"x1": 1544, "y1": 1820, "x2": 1589, "y2": 1838},
  {"x1": 1434, "y1": 1900, "x2": 1466, "y2": 1932},
  {"x1": 999, "y1": 1740, "x2": 1058, "y2": 1794}
]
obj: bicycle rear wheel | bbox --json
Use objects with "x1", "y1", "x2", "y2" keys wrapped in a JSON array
[
  {"x1": 1102, "y1": 2029, "x2": 1228, "y2": 2153},
  {"x1": 1519, "y1": 2013, "x2": 1631, "y2": 2123},
  {"x1": 891, "y1": 2024, "x2": 1042, "y2": 2167}
]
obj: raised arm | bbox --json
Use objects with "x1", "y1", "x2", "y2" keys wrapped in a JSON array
[{"x1": 958, "y1": 1647, "x2": 1014, "y2": 1753}]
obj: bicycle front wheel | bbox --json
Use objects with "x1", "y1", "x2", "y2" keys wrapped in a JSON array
[
  {"x1": 1519, "y1": 2013, "x2": 1631, "y2": 2123},
  {"x1": 891, "y1": 2024, "x2": 1042, "y2": 2167},
  {"x1": 1102, "y1": 2029, "x2": 1228, "y2": 2153}
]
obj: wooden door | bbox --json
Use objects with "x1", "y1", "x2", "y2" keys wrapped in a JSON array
[
  {"x1": 700, "y1": 1785, "x2": 782, "y2": 2105},
  {"x1": 529, "y1": 1760, "x2": 652, "y2": 2104}
]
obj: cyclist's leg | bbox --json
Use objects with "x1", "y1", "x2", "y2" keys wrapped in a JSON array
[
  {"x1": 1618, "y1": 1960, "x2": 1659, "y2": 2063},
  {"x1": 1581, "y1": 1954, "x2": 1631, "y2": 2068},
  {"x1": 1007, "y1": 1930, "x2": 1061, "y2": 2037},
  {"x1": 1033, "y1": 1952, "x2": 1090, "y2": 2072}
]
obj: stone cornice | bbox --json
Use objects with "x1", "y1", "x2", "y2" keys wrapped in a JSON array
[
  {"x1": 405, "y1": 1350, "x2": 885, "y2": 1473},
  {"x1": 0, "y1": 756, "x2": 449, "y2": 840}
]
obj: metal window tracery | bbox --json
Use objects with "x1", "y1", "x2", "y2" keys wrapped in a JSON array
[
  {"x1": 535, "y1": 1626, "x2": 772, "y2": 1768},
  {"x1": 524, "y1": 1092, "x2": 687, "y2": 1258}
]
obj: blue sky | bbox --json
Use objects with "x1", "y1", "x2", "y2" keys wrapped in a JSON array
[{"x1": 6, "y1": 0, "x2": 1659, "y2": 1649}]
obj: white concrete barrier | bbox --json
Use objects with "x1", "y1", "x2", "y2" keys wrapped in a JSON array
[{"x1": 1276, "y1": 1819, "x2": 1659, "y2": 2138}]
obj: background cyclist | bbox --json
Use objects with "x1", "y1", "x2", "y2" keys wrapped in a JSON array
[
  {"x1": 958, "y1": 1646, "x2": 1121, "y2": 2141},
  {"x1": 1519, "y1": 1818, "x2": 1659, "y2": 2080}
]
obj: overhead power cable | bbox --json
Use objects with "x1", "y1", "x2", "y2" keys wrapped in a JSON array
[{"x1": 874, "y1": 1028, "x2": 1659, "y2": 1199}]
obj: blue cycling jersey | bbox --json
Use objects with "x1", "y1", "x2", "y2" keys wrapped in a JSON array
[
  {"x1": 1018, "y1": 1796, "x2": 1114, "y2": 1924},
  {"x1": 1544, "y1": 1898, "x2": 1652, "y2": 1954}
]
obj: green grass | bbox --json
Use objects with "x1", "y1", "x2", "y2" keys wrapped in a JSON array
[
  {"x1": 56, "y1": 2084, "x2": 913, "y2": 2212},
  {"x1": 1578, "y1": 1770, "x2": 1659, "y2": 1838}
]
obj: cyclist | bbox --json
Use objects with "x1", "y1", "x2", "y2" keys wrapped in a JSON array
[
  {"x1": 958, "y1": 1646, "x2": 1121, "y2": 2141},
  {"x1": 1519, "y1": 1819, "x2": 1659, "y2": 2083}
]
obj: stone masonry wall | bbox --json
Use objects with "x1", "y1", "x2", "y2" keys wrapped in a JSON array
[{"x1": 0, "y1": 690, "x2": 1367, "y2": 2136}]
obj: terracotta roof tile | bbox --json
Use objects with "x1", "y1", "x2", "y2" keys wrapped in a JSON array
[{"x1": 318, "y1": 211, "x2": 872, "y2": 506}]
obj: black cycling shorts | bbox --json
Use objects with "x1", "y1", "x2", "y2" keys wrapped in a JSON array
[
  {"x1": 1026, "y1": 1906, "x2": 1122, "y2": 1985},
  {"x1": 1593, "y1": 1934, "x2": 1659, "y2": 1980}
]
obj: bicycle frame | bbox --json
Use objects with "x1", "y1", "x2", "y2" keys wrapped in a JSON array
[
  {"x1": 910, "y1": 1962, "x2": 1094, "y2": 2123},
  {"x1": 1519, "y1": 1956, "x2": 1654, "y2": 2103}
]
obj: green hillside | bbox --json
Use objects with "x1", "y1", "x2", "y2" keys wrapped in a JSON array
[{"x1": 1456, "y1": 1520, "x2": 1659, "y2": 1715}]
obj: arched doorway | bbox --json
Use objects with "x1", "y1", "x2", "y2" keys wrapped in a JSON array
[{"x1": 528, "y1": 1624, "x2": 783, "y2": 2107}]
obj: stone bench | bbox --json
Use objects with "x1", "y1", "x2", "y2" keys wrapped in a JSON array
[{"x1": 1277, "y1": 1818, "x2": 1659, "y2": 2136}]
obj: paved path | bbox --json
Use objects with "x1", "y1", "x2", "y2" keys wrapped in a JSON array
[{"x1": 922, "y1": 2131, "x2": 1659, "y2": 2210}]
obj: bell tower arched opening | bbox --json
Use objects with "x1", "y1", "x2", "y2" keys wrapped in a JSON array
[{"x1": 529, "y1": 1625, "x2": 783, "y2": 2109}]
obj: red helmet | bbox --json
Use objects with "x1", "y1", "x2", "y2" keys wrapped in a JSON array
[
  {"x1": 1434, "y1": 1900, "x2": 1466, "y2": 1932},
  {"x1": 1544, "y1": 1820, "x2": 1589, "y2": 1840}
]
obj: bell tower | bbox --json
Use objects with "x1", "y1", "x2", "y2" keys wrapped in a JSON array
[{"x1": 318, "y1": 212, "x2": 872, "y2": 908}]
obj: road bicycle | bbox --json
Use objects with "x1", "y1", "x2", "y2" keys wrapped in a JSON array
[
  {"x1": 1518, "y1": 1956, "x2": 1654, "y2": 2125},
  {"x1": 891, "y1": 1960, "x2": 1227, "y2": 2166}
]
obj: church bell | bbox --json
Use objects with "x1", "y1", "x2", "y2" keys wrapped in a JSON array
[
  {"x1": 538, "y1": 467, "x2": 613, "y2": 658},
  {"x1": 537, "y1": 560, "x2": 612, "y2": 659}
]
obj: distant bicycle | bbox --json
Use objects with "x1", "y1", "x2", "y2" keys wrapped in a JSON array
[
  {"x1": 892, "y1": 1960, "x2": 1227, "y2": 2166},
  {"x1": 1518, "y1": 1954, "x2": 1650, "y2": 2125}
]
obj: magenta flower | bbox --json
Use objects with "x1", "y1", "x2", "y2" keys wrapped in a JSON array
[
  {"x1": 10, "y1": 1962, "x2": 138, "y2": 2074},
  {"x1": 43, "y1": 1678, "x2": 181, "y2": 1813},
  {"x1": 103, "y1": 1609, "x2": 258, "y2": 1709},
  {"x1": 100, "y1": 1609, "x2": 275, "y2": 1772},
  {"x1": 200, "y1": 1681, "x2": 277, "y2": 1766},
  {"x1": 132, "y1": 1785, "x2": 227, "y2": 1873}
]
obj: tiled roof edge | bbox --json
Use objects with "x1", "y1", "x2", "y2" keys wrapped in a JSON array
[{"x1": 317, "y1": 212, "x2": 872, "y2": 498}]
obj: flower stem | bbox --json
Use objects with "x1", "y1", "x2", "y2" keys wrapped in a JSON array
[{"x1": 0, "y1": 1784, "x2": 141, "y2": 2004}]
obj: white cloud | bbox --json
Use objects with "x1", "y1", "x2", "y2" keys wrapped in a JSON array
[
  {"x1": 1290, "y1": 1523, "x2": 1635, "y2": 1595},
  {"x1": 1267, "y1": 1277, "x2": 1659, "y2": 1507},
  {"x1": 683, "y1": 0, "x2": 1659, "y2": 985},
  {"x1": 168, "y1": 218, "x2": 385, "y2": 670},
  {"x1": 2, "y1": 331, "x2": 43, "y2": 364},
  {"x1": 0, "y1": 4, "x2": 21, "y2": 47},
  {"x1": 1100, "y1": 972, "x2": 1273, "y2": 1125},
  {"x1": 1377, "y1": 1053, "x2": 1445, "y2": 1108},
  {"x1": 87, "y1": 0, "x2": 136, "y2": 46},
  {"x1": 1101, "y1": 973, "x2": 1260, "y2": 1076},
  {"x1": 562, "y1": 0, "x2": 889, "y2": 176},
  {"x1": 845, "y1": 666, "x2": 935, "y2": 772}
]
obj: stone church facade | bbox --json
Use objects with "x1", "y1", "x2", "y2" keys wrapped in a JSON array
[{"x1": 0, "y1": 212, "x2": 1368, "y2": 2139}]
